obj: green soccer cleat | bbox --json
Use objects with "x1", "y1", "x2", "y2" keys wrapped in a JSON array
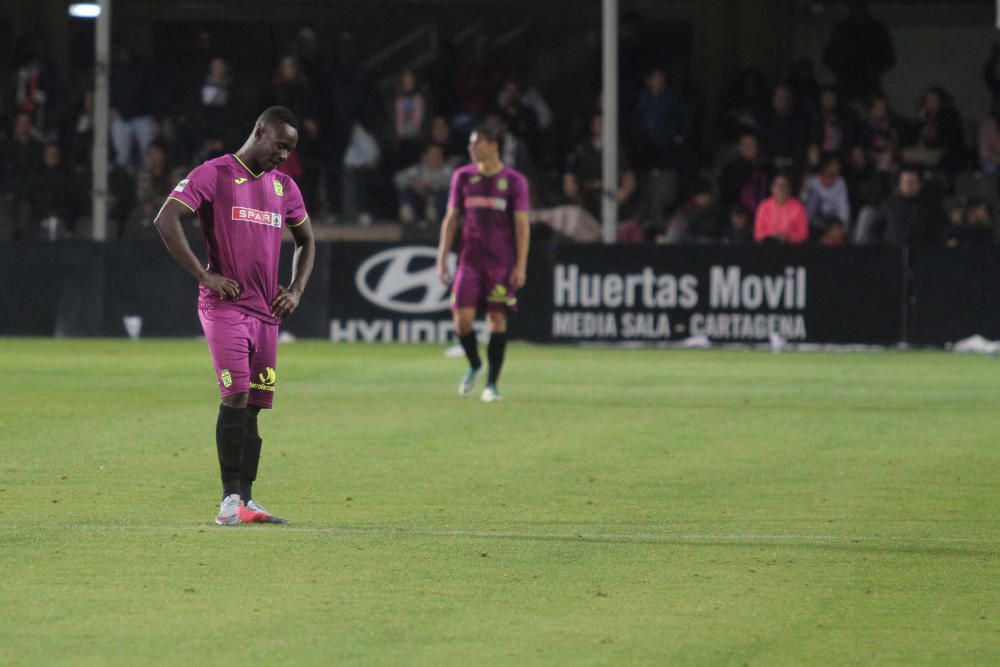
[{"x1": 458, "y1": 366, "x2": 481, "y2": 396}]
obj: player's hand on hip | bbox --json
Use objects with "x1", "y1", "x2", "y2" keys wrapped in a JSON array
[
  {"x1": 509, "y1": 265, "x2": 526, "y2": 289},
  {"x1": 200, "y1": 271, "x2": 240, "y2": 300},
  {"x1": 271, "y1": 286, "x2": 302, "y2": 319},
  {"x1": 436, "y1": 258, "x2": 452, "y2": 285}
]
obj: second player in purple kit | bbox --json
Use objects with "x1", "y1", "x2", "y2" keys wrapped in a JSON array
[
  {"x1": 436, "y1": 124, "x2": 531, "y2": 402},
  {"x1": 154, "y1": 106, "x2": 315, "y2": 526}
]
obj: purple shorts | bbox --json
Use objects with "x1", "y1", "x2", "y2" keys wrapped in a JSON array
[
  {"x1": 451, "y1": 262, "x2": 517, "y2": 313},
  {"x1": 199, "y1": 307, "x2": 278, "y2": 409}
]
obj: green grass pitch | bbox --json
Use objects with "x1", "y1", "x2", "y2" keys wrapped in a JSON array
[{"x1": 2, "y1": 339, "x2": 999, "y2": 665}]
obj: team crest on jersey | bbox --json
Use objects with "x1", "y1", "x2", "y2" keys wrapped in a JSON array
[
  {"x1": 498, "y1": 178, "x2": 508, "y2": 191},
  {"x1": 273, "y1": 180, "x2": 284, "y2": 197},
  {"x1": 173, "y1": 179, "x2": 189, "y2": 193},
  {"x1": 220, "y1": 369, "x2": 232, "y2": 388}
]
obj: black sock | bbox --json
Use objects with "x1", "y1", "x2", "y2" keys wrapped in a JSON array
[
  {"x1": 216, "y1": 404, "x2": 246, "y2": 499},
  {"x1": 458, "y1": 331, "x2": 481, "y2": 370},
  {"x1": 487, "y1": 332, "x2": 507, "y2": 385},
  {"x1": 240, "y1": 406, "x2": 263, "y2": 503}
]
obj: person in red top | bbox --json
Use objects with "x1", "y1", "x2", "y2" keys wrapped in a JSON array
[{"x1": 753, "y1": 173, "x2": 809, "y2": 244}]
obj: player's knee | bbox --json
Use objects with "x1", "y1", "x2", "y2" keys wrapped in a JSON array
[
  {"x1": 222, "y1": 393, "x2": 249, "y2": 408},
  {"x1": 486, "y1": 313, "x2": 507, "y2": 333}
]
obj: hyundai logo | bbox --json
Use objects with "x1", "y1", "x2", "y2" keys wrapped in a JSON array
[{"x1": 355, "y1": 246, "x2": 457, "y2": 313}]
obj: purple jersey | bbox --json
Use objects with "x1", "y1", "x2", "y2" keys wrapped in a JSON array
[
  {"x1": 447, "y1": 164, "x2": 530, "y2": 267},
  {"x1": 169, "y1": 154, "x2": 308, "y2": 324}
]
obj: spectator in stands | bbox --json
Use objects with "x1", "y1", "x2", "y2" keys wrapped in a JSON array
[
  {"x1": 110, "y1": 44, "x2": 157, "y2": 169},
  {"x1": 901, "y1": 86, "x2": 966, "y2": 173},
  {"x1": 843, "y1": 145, "x2": 891, "y2": 223},
  {"x1": 859, "y1": 94, "x2": 900, "y2": 174},
  {"x1": 854, "y1": 166, "x2": 947, "y2": 246},
  {"x1": 391, "y1": 67, "x2": 428, "y2": 170},
  {"x1": 567, "y1": 111, "x2": 638, "y2": 222},
  {"x1": 945, "y1": 199, "x2": 995, "y2": 247},
  {"x1": 822, "y1": 0, "x2": 895, "y2": 105},
  {"x1": 977, "y1": 98, "x2": 1000, "y2": 174},
  {"x1": 719, "y1": 133, "x2": 770, "y2": 214},
  {"x1": 802, "y1": 153, "x2": 850, "y2": 237},
  {"x1": 429, "y1": 115, "x2": 464, "y2": 167},
  {"x1": 197, "y1": 57, "x2": 236, "y2": 147},
  {"x1": 811, "y1": 87, "x2": 853, "y2": 156},
  {"x1": 342, "y1": 120, "x2": 380, "y2": 226},
  {"x1": 27, "y1": 143, "x2": 81, "y2": 240},
  {"x1": 632, "y1": 66, "x2": 694, "y2": 174},
  {"x1": 264, "y1": 55, "x2": 321, "y2": 205},
  {"x1": 719, "y1": 68, "x2": 769, "y2": 141},
  {"x1": 67, "y1": 88, "x2": 94, "y2": 169},
  {"x1": 7, "y1": 33, "x2": 62, "y2": 136},
  {"x1": 758, "y1": 84, "x2": 808, "y2": 171},
  {"x1": 754, "y1": 173, "x2": 808, "y2": 245},
  {"x1": 0, "y1": 112, "x2": 44, "y2": 240},
  {"x1": 497, "y1": 78, "x2": 540, "y2": 155},
  {"x1": 660, "y1": 179, "x2": 726, "y2": 244},
  {"x1": 722, "y1": 204, "x2": 755, "y2": 244},
  {"x1": 529, "y1": 173, "x2": 602, "y2": 242},
  {"x1": 132, "y1": 141, "x2": 182, "y2": 238},
  {"x1": 393, "y1": 144, "x2": 453, "y2": 225}
]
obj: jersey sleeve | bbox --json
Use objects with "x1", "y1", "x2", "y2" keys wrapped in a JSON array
[
  {"x1": 283, "y1": 176, "x2": 308, "y2": 227},
  {"x1": 512, "y1": 172, "x2": 531, "y2": 212},
  {"x1": 168, "y1": 163, "x2": 216, "y2": 213},
  {"x1": 446, "y1": 169, "x2": 463, "y2": 211}
]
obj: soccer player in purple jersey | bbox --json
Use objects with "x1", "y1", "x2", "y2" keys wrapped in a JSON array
[
  {"x1": 154, "y1": 106, "x2": 315, "y2": 526},
  {"x1": 436, "y1": 124, "x2": 530, "y2": 402}
]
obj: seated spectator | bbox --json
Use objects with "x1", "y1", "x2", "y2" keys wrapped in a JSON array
[
  {"x1": 719, "y1": 133, "x2": 770, "y2": 213},
  {"x1": 843, "y1": 145, "x2": 891, "y2": 220},
  {"x1": 722, "y1": 204, "x2": 755, "y2": 244},
  {"x1": 393, "y1": 144, "x2": 453, "y2": 225},
  {"x1": 429, "y1": 115, "x2": 464, "y2": 167},
  {"x1": 496, "y1": 78, "x2": 540, "y2": 155},
  {"x1": 859, "y1": 94, "x2": 900, "y2": 174},
  {"x1": 802, "y1": 153, "x2": 850, "y2": 235},
  {"x1": 978, "y1": 98, "x2": 1000, "y2": 174},
  {"x1": 567, "y1": 111, "x2": 638, "y2": 222},
  {"x1": 754, "y1": 173, "x2": 808, "y2": 244},
  {"x1": 811, "y1": 87, "x2": 854, "y2": 155},
  {"x1": 131, "y1": 141, "x2": 183, "y2": 238},
  {"x1": 342, "y1": 121, "x2": 380, "y2": 225},
  {"x1": 944, "y1": 198, "x2": 994, "y2": 248},
  {"x1": 530, "y1": 174, "x2": 602, "y2": 242},
  {"x1": 758, "y1": 83, "x2": 808, "y2": 171},
  {"x1": 27, "y1": 143, "x2": 81, "y2": 239},
  {"x1": 660, "y1": 180, "x2": 726, "y2": 244},
  {"x1": 854, "y1": 166, "x2": 947, "y2": 246},
  {"x1": 901, "y1": 86, "x2": 966, "y2": 173}
]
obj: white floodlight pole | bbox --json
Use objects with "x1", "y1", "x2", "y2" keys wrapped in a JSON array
[
  {"x1": 92, "y1": 0, "x2": 111, "y2": 241},
  {"x1": 601, "y1": 0, "x2": 619, "y2": 244}
]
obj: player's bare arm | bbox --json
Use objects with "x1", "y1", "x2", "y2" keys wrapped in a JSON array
[
  {"x1": 153, "y1": 198, "x2": 240, "y2": 300},
  {"x1": 510, "y1": 210, "x2": 530, "y2": 289},
  {"x1": 437, "y1": 207, "x2": 461, "y2": 284},
  {"x1": 270, "y1": 216, "x2": 316, "y2": 319}
]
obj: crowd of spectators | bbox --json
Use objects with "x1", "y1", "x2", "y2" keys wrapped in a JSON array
[{"x1": 2, "y1": 9, "x2": 1000, "y2": 251}]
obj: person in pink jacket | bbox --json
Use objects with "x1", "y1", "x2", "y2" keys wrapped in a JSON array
[{"x1": 754, "y1": 173, "x2": 809, "y2": 244}]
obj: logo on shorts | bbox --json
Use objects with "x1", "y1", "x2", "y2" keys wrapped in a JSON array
[
  {"x1": 173, "y1": 179, "x2": 189, "y2": 193},
  {"x1": 273, "y1": 180, "x2": 284, "y2": 197},
  {"x1": 355, "y1": 246, "x2": 456, "y2": 314},
  {"x1": 488, "y1": 284, "x2": 516, "y2": 306},
  {"x1": 234, "y1": 177, "x2": 248, "y2": 184},
  {"x1": 220, "y1": 369, "x2": 233, "y2": 388},
  {"x1": 249, "y1": 367, "x2": 276, "y2": 392},
  {"x1": 232, "y1": 206, "x2": 282, "y2": 228}
]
